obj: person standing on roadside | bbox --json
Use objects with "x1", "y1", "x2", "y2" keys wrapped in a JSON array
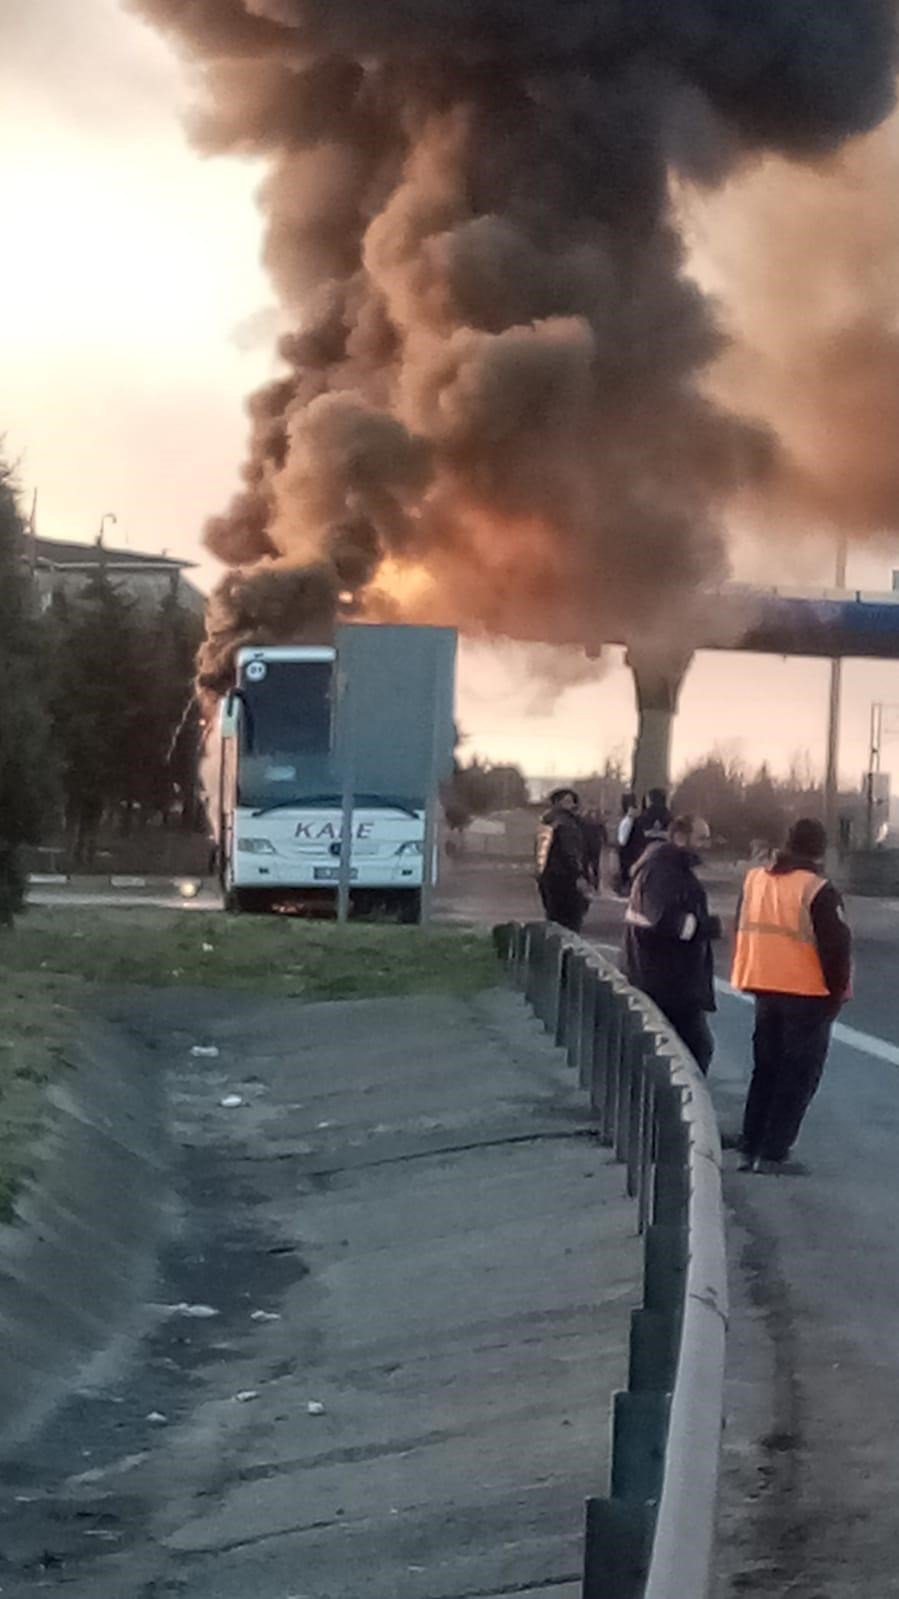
[
  {"x1": 732, "y1": 817, "x2": 851, "y2": 1173},
  {"x1": 615, "y1": 792, "x2": 640, "y2": 894},
  {"x1": 631, "y1": 787, "x2": 673, "y2": 857},
  {"x1": 581, "y1": 808, "x2": 607, "y2": 892},
  {"x1": 535, "y1": 787, "x2": 591, "y2": 934},
  {"x1": 623, "y1": 814, "x2": 721, "y2": 1074}
]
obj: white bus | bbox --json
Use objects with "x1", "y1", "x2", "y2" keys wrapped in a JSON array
[{"x1": 217, "y1": 644, "x2": 428, "y2": 919}]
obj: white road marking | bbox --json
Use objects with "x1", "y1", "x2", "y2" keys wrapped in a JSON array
[
  {"x1": 714, "y1": 979, "x2": 752, "y2": 1008},
  {"x1": 595, "y1": 939, "x2": 899, "y2": 1069},
  {"x1": 714, "y1": 977, "x2": 899, "y2": 1068},
  {"x1": 830, "y1": 1023, "x2": 899, "y2": 1066}
]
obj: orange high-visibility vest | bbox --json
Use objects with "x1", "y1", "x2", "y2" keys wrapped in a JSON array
[{"x1": 731, "y1": 866, "x2": 829, "y2": 997}]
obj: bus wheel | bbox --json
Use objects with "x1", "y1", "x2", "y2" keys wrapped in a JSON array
[
  {"x1": 398, "y1": 889, "x2": 422, "y2": 925},
  {"x1": 225, "y1": 888, "x2": 262, "y2": 914}
]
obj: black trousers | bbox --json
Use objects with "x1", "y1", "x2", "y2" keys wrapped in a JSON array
[
  {"x1": 741, "y1": 993, "x2": 835, "y2": 1162},
  {"x1": 539, "y1": 877, "x2": 588, "y2": 934},
  {"x1": 662, "y1": 1006, "x2": 715, "y2": 1076}
]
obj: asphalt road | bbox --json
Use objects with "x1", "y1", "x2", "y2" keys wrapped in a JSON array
[
  {"x1": 709, "y1": 984, "x2": 899, "y2": 1595},
  {"x1": 439, "y1": 860, "x2": 899, "y2": 1595}
]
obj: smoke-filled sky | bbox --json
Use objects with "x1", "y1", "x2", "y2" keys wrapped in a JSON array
[
  {"x1": 7, "y1": 0, "x2": 899, "y2": 791},
  {"x1": 130, "y1": 0, "x2": 899, "y2": 693}
]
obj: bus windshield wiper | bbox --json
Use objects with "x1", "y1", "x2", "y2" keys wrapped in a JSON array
[
  {"x1": 250, "y1": 792, "x2": 421, "y2": 818},
  {"x1": 250, "y1": 794, "x2": 339, "y2": 816}
]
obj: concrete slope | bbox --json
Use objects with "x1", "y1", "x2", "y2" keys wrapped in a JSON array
[
  {"x1": 0, "y1": 987, "x2": 641, "y2": 1598},
  {"x1": 0, "y1": 1015, "x2": 174, "y2": 1455}
]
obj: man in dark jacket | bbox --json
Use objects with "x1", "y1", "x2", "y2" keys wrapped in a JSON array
[
  {"x1": 630, "y1": 788, "x2": 673, "y2": 859},
  {"x1": 623, "y1": 815, "x2": 721, "y2": 1074},
  {"x1": 580, "y1": 808, "x2": 607, "y2": 891},
  {"x1": 535, "y1": 787, "x2": 591, "y2": 933},
  {"x1": 732, "y1": 817, "x2": 851, "y2": 1172}
]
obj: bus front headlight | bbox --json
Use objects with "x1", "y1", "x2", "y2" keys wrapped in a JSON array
[{"x1": 238, "y1": 837, "x2": 276, "y2": 855}]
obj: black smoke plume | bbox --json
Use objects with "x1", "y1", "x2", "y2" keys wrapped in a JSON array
[{"x1": 131, "y1": 0, "x2": 898, "y2": 690}]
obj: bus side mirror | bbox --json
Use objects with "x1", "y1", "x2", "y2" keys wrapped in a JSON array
[{"x1": 220, "y1": 692, "x2": 238, "y2": 739}]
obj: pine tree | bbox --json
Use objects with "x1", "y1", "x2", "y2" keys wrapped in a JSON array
[
  {"x1": 48, "y1": 569, "x2": 145, "y2": 864},
  {"x1": 155, "y1": 587, "x2": 204, "y2": 831},
  {"x1": 132, "y1": 584, "x2": 203, "y2": 831},
  {"x1": 47, "y1": 574, "x2": 204, "y2": 860},
  {"x1": 0, "y1": 466, "x2": 56, "y2": 923}
]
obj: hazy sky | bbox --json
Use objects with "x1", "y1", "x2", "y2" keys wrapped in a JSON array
[{"x1": 6, "y1": 0, "x2": 899, "y2": 791}]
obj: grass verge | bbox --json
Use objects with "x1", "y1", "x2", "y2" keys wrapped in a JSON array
[
  {"x1": 0, "y1": 973, "x2": 78, "y2": 1221},
  {"x1": 0, "y1": 909, "x2": 499, "y2": 1218},
  {"x1": 2, "y1": 907, "x2": 497, "y2": 998}
]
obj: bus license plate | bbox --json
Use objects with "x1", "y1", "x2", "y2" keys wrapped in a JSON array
[{"x1": 313, "y1": 867, "x2": 358, "y2": 881}]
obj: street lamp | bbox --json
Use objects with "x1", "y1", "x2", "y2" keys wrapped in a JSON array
[
  {"x1": 824, "y1": 533, "x2": 848, "y2": 861},
  {"x1": 865, "y1": 702, "x2": 899, "y2": 847},
  {"x1": 97, "y1": 511, "x2": 117, "y2": 546}
]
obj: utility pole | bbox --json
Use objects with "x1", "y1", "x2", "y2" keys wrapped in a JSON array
[
  {"x1": 336, "y1": 666, "x2": 355, "y2": 925},
  {"x1": 824, "y1": 534, "x2": 847, "y2": 860},
  {"x1": 420, "y1": 650, "x2": 452, "y2": 925},
  {"x1": 866, "y1": 701, "x2": 884, "y2": 848}
]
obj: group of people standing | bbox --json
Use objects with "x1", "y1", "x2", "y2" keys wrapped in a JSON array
[
  {"x1": 533, "y1": 787, "x2": 604, "y2": 934},
  {"x1": 534, "y1": 784, "x2": 672, "y2": 934},
  {"x1": 535, "y1": 787, "x2": 852, "y2": 1173},
  {"x1": 615, "y1": 787, "x2": 673, "y2": 893}
]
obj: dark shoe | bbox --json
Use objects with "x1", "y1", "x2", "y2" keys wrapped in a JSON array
[
  {"x1": 737, "y1": 1156, "x2": 759, "y2": 1173},
  {"x1": 757, "y1": 1157, "x2": 786, "y2": 1175}
]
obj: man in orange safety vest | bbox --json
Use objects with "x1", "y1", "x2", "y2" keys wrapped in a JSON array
[{"x1": 731, "y1": 817, "x2": 851, "y2": 1173}]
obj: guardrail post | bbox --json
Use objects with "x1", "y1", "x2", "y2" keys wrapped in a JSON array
[
  {"x1": 524, "y1": 922, "x2": 545, "y2": 1008},
  {"x1": 603, "y1": 988, "x2": 626, "y2": 1151},
  {"x1": 555, "y1": 943, "x2": 574, "y2": 1047},
  {"x1": 628, "y1": 1306, "x2": 681, "y2": 1394},
  {"x1": 494, "y1": 922, "x2": 727, "y2": 1599},
  {"x1": 637, "y1": 1074, "x2": 656, "y2": 1236},
  {"x1": 532, "y1": 925, "x2": 550, "y2": 1024},
  {"x1": 626, "y1": 1033, "x2": 654, "y2": 1202},
  {"x1": 653, "y1": 1160, "x2": 690, "y2": 1230},
  {"x1": 545, "y1": 930, "x2": 564, "y2": 1031},
  {"x1": 534, "y1": 928, "x2": 561, "y2": 1030},
  {"x1": 577, "y1": 964, "x2": 599, "y2": 1090},
  {"x1": 644, "y1": 1223, "x2": 689, "y2": 1315},
  {"x1": 583, "y1": 1497, "x2": 655, "y2": 1599},
  {"x1": 514, "y1": 921, "x2": 530, "y2": 989},
  {"x1": 612, "y1": 1389, "x2": 672, "y2": 1504},
  {"x1": 565, "y1": 954, "x2": 585, "y2": 1069},
  {"x1": 653, "y1": 1080, "x2": 689, "y2": 1171},
  {"x1": 589, "y1": 976, "x2": 613, "y2": 1132},
  {"x1": 615, "y1": 1009, "x2": 640, "y2": 1165}
]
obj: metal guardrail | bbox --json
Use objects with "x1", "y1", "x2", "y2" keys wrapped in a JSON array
[{"x1": 494, "y1": 921, "x2": 728, "y2": 1599}]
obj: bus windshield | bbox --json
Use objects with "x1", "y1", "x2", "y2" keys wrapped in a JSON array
[{"x1": 236, "y1": 658, "x2": 336, "y2": 809}]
